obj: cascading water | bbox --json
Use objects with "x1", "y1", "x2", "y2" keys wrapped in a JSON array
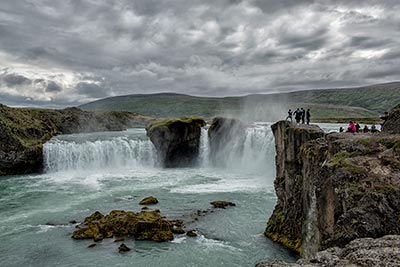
[
  {"x1": 1, "y1": 123, "x2": 298, "y2": 267},
  {"x1": 201, "y1": 123, "x2": 276, "y2": 176},
  {"x1": 43, "y1": 129, "x2": 157, "y2": 172}
]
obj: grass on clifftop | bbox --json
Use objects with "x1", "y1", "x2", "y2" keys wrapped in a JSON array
[{"x1": 146, "y1": 116, "x2": 206, "y2": 133}]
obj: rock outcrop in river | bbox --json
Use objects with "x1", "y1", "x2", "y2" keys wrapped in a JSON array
[
  {"x1": 265, "y1": 119, "x2": 400, "y2": 258},
  {"x1": 72, "y1": 210, "x2": 174, "y2": 242},
  {"x1": 146, "y1": 116, "x2": 206, "y2": 167},
  {"x1": 0, "y1": 104, "x2": 152, "y2": 175}
]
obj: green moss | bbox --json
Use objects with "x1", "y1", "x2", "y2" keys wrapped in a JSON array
[
  {"x1": 146, "y1": 116, "x2": 205, "y2": 133},
  {"x1": 264, "y1": 210, "x2": 302, "y2": 254},
  {"x1": 329, "y1": 151, "x2": 364, "y2": 176}
]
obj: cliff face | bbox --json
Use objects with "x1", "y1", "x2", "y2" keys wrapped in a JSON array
[
  {"x1": 382, "y1": 104, "x2": 400, "y2": 134},
  {"x1": 146, "y1": 117, "x2": 206, "y2": 167},
  {"x1": 265, "y1": 120, "x2": 400, "y2": 257},
  {"x1": 0, "y1": 104, "x2": 153, "y2": 175}
]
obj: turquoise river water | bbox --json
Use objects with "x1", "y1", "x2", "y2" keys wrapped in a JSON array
[{"x1": 0, "y1": 123, "x2": 344, "y2": 267}]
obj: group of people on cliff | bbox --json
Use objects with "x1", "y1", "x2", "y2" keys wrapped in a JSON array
[
  {"x1": 341, "y1": 121, "x2": 379, "y2": 133},
  {"x1": 286, "y1": 108, "x2": 311, "y2": 125}
]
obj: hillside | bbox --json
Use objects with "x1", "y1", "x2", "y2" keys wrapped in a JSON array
[{"x1": 79, "y1": 82, "x2": 400, "y2": 121}]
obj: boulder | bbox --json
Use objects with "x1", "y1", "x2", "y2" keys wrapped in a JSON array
[
  {"x1": 210, "y1": 201, "x2": 236, "y2": 209},
  {"x1": 265, "y1": 120, "x2": 400, "y2": 257},
  {"x1": 256, "y1": 235, "x2": 400, "y2": 267},
  {"x1": 139, "y1": 196, "x2": 159, "y2": 205},
  {"x1": 207, "y1": 117, "x2": 246, "y2": 166},
  {"x1": 382, "y1": 104, "x2": 400, "y2": 134},
  {"x1": 118, "y1": 243, "x2": 131, "y2": 252},
  {"x1": 146, "y1": 117, "x2": 206, "y2": 167},
  {"x1": 72, "y1": 210, "x2": 174, "y2": 242}
]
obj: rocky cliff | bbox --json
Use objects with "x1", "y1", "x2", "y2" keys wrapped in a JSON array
[
  {"x1": 0, "y1": 104, "x2": 153, "y2": 175},
  {"x1": 382, "y1": 104, "x2": 400, "y2": 134},
  {"x1": 146, "y1": 117, "x2": 206, "y2": 167},
  {"x1": 264, "y1": 120, "x2": 400, "y2": 258},
  {"x1": 257, "y1": 235, "x2": 400, "y2": 267}
]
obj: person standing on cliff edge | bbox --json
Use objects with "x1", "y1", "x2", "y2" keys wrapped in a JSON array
[
  {"x1": 286, "y1": 109, "x2": 293, "y2": 121},
  {"x1": 306, "y1": 109, "x2": 311, "y2": 125}
]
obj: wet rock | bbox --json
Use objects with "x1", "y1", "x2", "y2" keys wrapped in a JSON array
[
  {"x1": 210, "y1": 201, "x2": 236, "y2": 209},
  {"x1": 256, "y1": 235, "x2": 400, "y2": 267},
  {"x1": 87, "y1": 243, "x2": 96, "y2": 248},
  {"x1": 141, "y1": 206, "x2": 149, "y2": 210},
  {"x1": 69, "y1": 220, "x2": 77, "y2": 224},
  {"x1": 72, "y1": 210, "x2": 174, "y2": 242},
  {"x1": 186, "y1": 230, "x2": 198, "y2": 237},
  {"x1": 118, "y1": 243, "x2": 131, "y2": 252},
  {"x1": 139, "y1": 196, "x2": 159, "y2": 205},
  {"x1": 113, "y1": 237, "x2": 125, "y2": 242},
  {"x1": 172, "y1": 226, "x2": 185, "y2": 234},
  {"x1": 146, "y1": 116, "x2": 206, "y2": 167}
]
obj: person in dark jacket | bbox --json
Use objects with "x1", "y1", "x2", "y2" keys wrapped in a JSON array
[
  {"x1": 300, "y1": 108, "x2": 305, "y2": 124},
  {"x1": 306, "y1": 109, "x2": 311, "y2": 125},
  {"x1": 286, "y1": 109, "x2": 293, "y2": 121},
  {"x1": 294, "y1": 108, "x2": 301, "y2": 123}
]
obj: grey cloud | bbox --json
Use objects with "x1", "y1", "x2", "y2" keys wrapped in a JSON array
[
  {"x1": 0, "y1": 0, "x2": 399, "y2": 107},
  {"x1": 46, "y1": 81, "x2": 63, "y2": 92},
  {"x1": 76, "y1": 82, "x2": 110, "y2": 98},
  {"x1": 2, "y1": 73, "x2": 31, "y2": 87}
]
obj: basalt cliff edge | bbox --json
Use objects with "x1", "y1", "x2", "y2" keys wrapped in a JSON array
[{"x1": 259, "y1": 105, "x2": 400, "y2": 266}]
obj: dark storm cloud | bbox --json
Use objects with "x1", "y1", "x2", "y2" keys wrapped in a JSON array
[
  {"x1": 2, "y1": 73, "x2": 31, "y2": 87},
  {"x1": 45, "y1": 81, "x2": 62, "y2": 92},
  {"x1": 0, "y1": 0, "x2": 399, "y2": 107}
]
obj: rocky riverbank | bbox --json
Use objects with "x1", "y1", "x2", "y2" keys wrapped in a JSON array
[
  {"x1": 0, "y1": 104, "x2": 153, "y2": 175},
  {"x1": 260, "y1": 105, "x2": 400, "y2": 265}
]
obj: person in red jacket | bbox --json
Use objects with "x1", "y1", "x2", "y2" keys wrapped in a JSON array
[{"x1": 347, "y1": 121, "x2": 356, "y2": 133}]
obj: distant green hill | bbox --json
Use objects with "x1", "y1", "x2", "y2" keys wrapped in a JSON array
[{"x1": 79, "y1": 82, "x2": 400, "y2": 122}]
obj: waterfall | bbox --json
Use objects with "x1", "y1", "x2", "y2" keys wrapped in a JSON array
[
  {"x1": 43, "y1": 124, "x2": 275, "y2": 176},
  {"x1": 43, "y1": 133, "x2": 157, "y2": 173},
  {"x1": 198, "y1": 128, "x2": 210, "y2": 167},
  {"x1": 207, "y1": 123, "x2": 276, "y2": 175}
]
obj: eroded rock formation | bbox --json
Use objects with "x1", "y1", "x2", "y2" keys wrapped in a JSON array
[
  {"x1": 265, "y1": 120, "x2": 400, "y2": 257},
  {"x1": 382, "y1": 104, "x2": 400, "y2": 134},
  {"x1": 256, "y1": 235, "x2": 400, "y2": 267},
  {"x1": 146, "y1": 116, "x2": 206, "y2": 167},
  {"x1": 0, "y1": 104, "x2": 152, "y2": 175}
]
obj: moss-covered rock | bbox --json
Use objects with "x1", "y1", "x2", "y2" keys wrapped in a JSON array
[
  {"x1": 72, "y1": 210, "x2": 175, "y2": 242},
  {"x1": 118, "y1": 243, "x2": 131, "y2": 252},
  {"x1": 210, "y1": 201, "x2": 236, "y2": 209},
  {"x1": 139, "y1": 196, "x2": 159, "y2": 205},
  {"x1": 0, "y1": 104, "x2": 153, "y2": 176},
  {"x1": 146, "y1": 116, "x2": 206, "y2": 167}
]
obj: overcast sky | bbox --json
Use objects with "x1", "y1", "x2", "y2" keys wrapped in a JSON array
[{"x1": 0, "y1": 0, "x2": 399, "y2": 107}]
